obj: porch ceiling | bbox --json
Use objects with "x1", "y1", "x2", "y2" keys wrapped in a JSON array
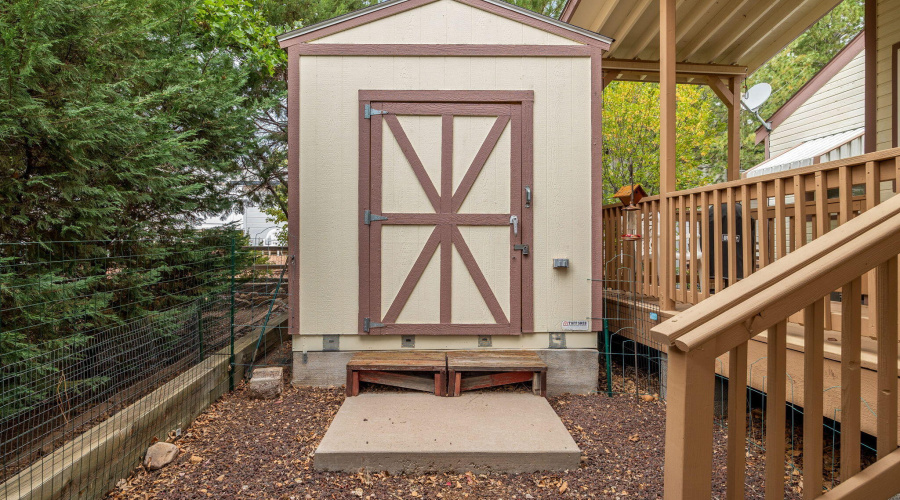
[{"x1": 561, "y1": 0, "x2": 843, "y2": 78}]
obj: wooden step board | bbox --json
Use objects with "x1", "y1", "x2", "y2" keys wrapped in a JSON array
[
  {"x1": 346, "y1": 351, "x2": 447, "y2": 396},
  {"x1": 446, "y1": 350, "x2": 547, "y2": 397}
]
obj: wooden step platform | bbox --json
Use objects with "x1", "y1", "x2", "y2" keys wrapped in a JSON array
[
  {"x1": 447, "y1": 350, "x2": 547, "y2": 397},
  {"x1": 346, "y1": 351, "x2": 447, "y2": 396}
]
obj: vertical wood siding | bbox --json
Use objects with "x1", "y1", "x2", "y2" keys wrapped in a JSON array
[{"x1": 296, "y1": 53, "x2": 592, "y2": 335}]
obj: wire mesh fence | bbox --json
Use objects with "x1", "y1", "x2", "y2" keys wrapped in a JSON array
[{"x1": 0, "y1": 230, "x2": 289, "y2": 498}]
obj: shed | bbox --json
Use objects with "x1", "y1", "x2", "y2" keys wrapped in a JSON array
[{"x1": 278, "y1": 0, "x2": 611, "y2": 394}]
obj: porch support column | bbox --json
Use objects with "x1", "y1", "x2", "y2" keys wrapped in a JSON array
[
  {"x1": 659, "y1": 0, "x2": 676, "y2": 310},
  {"x1": 727, "y1": 76, "x2": 744, "y2": 181},
  {"x1": 864, "y1": 0, "x2": 876, "y2": 153}
]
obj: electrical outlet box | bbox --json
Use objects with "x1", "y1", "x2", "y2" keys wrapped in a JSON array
[{"x1": 553, "y1": 258, "x2": 569, "y2": 268}]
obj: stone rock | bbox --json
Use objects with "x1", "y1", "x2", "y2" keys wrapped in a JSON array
[
  {"x1": 144, "y1": 442, "x2": 179, "y2": 470},
  {"x1": 248, "y1": 367, "x2": 284, "y2": 399}
]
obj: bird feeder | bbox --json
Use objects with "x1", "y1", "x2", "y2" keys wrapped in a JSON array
[{"x1": 613, "y1": 184, "x2": 646, "y2": 241}]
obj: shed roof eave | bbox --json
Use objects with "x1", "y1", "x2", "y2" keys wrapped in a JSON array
[{"x1": 277, "y1": 0, "x2": 613, "y2": 49}]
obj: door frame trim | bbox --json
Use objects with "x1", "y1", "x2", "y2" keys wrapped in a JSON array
[{"x1": 359, "y1": 90, "x2": 534, "y2": 334}]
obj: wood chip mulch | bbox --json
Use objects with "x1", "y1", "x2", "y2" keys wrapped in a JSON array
[{"x1": 109, "y1": 382, "x2": 803, "y2": 499}]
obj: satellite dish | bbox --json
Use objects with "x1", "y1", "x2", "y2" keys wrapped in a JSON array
[
  {"x1": 740, "y1": 83, "x2": 773, "y2": 131},
  {"x1": 740, "y1": 83, "x2": 772, "y2": 113}
]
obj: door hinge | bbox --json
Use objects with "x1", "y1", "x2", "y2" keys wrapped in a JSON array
[
  {"x1": 364, "y1": 104, "x2": 388, "y2": 119},
  {"x1": 364, "y1": 210, "x2": 388, "y2": 225},
  {"x1": 363, "y1": 317, "x2": 385, "y2": 333},
  {"x1": 514, "y1": 244, "x2": 530, "y2": 255}
]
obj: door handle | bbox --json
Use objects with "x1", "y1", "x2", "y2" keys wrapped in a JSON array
[
  {"x1": 525, "y1": 186, "x2": 532, "y2": 208},
  {"x1": 509, "y1": 215, "x2": 518, "y2": 235}
]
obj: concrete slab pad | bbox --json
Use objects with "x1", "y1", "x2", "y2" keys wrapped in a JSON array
[{"x1": 315, "y1": 393, "x2": 580, "y2": 473}]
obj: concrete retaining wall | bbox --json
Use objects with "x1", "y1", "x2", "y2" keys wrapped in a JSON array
[{"x1": 0, "y1": 314, "x2": 288, "y2": 500}]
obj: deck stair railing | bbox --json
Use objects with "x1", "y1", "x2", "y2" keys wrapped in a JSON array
[
  {"x1": 604, "y1": 148, "x2": 900, "y2": 329},
  {"x1": 651, "y1": 189, "x2": 900, "y2": 498}
]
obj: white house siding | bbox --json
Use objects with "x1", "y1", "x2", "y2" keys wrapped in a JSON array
[
  {"x1": 198, "y1": 204, "x2": 283, "y2": 245},
  {"x1": 292, "y1": 0, "x2": 595, "y2": 351},
  {"x1": 769, "y1": 50, "x2": 865, "y2": 158},
  {"x1": 876, "y1": 0, "x2": 900, "y2": 150}
]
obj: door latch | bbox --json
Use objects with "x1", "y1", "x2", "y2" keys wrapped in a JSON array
[
  {"x1": 525, "y1": 186, "x2": 532, "y2": 208},
  {"x1": 509, "y1": 215, "x2": 518, "y2": 235},
  {"x1": 514, "y1": 244, "x2": 529, "y2": 255}
]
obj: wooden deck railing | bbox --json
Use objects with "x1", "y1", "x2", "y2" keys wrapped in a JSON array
[
  {"x1": 603, "y1": 148, "x2": 900, "y2": 326},
  {"x1": 650, "y1": 191, "x2": 900, "y2": 498}
]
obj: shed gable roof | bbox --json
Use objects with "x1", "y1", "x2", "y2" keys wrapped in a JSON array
[{"x1": 278, "y1": 0, "x2": 612, "y2": 49}]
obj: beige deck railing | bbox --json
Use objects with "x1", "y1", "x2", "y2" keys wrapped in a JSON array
[
  {"x1": 603, "y1": 148, "x2": 900, "y2": 327},
  {"x1": 650, "y1": 190, "x2": 900, "y2": 498}
]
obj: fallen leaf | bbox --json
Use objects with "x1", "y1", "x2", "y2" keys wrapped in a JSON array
[{"x1": 559, "y1": 481, "x2": 569, "y2": 494}]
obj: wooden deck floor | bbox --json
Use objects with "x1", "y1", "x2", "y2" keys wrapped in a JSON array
[{"x1": 604, "y1": 291, "x2": 900, "y2": 440}]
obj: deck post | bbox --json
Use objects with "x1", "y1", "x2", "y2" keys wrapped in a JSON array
[
  {"x1": 658, "y1": 0, "x2": 676, "y2": 310},
  {"x1": 727, "y1": 76, "x2": 744, "y2": 181},
  {"x1": 664, "y1": 344, "x2": 716, "y2": 498},
  {"x1": 864, "y1": 0, "x2": 876, "y2": 154}
]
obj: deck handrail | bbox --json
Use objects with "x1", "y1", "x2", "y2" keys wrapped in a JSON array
[
  {"x1": 601, "y1": 147, "x2": 900, "y2": 211},
  {"x1": 651, "y1": 194, "x2": 900, "y2": 354},
  {"x1": 602, "y1": 148, "x2": 900, "y2": 332},
  {"x1": 653, "y1": 190, "x2": 900, "y2": 498}
]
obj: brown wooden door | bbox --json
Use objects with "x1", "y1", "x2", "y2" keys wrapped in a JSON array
[{"x1": 360, "y1": 100, "x2": 531, "y2": 335}]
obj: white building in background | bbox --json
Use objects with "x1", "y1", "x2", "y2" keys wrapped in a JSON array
[
  {"x1": 747, "y1": 31, "x2": 865, "y2": 178},
  {"x1": 199, "y1": 203, "x2": 284, "y2": 246}
]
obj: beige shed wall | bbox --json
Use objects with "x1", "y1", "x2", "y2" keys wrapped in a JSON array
[
  {"x1": 309, "y1": 0, "x2": 581, "y2": 46},
  {"x1": 295, "y1": 55, "x2": 594, "y2": 346},
  {"x1": 769, "y1": 50, "x2": 865, "y2": 158},
  {"x1": 876, "y1": 0, "x2": 900, "y2": 150}
]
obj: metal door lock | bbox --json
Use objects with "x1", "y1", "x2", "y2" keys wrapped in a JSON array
[{"x1": 514, "y1": 244, "x2": 529, "y2": 255}]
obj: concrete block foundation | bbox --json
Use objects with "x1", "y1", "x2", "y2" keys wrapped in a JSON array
[{"x1": 292, "y1": 348, "x2": 598, "y2": 396}]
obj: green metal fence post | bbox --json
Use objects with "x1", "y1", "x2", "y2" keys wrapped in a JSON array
[
  {"x1": 603, "y1": 318, "x2": 613, "y2": 397},
  {"x1": 229, "y1": 235, "x2": 236, "y2": 390},
  {"x1": 197, "y1": 297, "x2": 204, "y2": 364}
]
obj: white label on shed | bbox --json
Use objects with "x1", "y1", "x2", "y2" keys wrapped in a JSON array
[{"x1": 561, "y1": 320, "x2": 589, "y2": 331}]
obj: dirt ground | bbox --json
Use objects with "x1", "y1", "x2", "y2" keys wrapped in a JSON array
[{"x1": 107, "y1": 365, "x2": 810, "y2": 500}]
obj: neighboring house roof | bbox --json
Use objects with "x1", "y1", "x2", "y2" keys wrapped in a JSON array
[
  {"x1": 744, "y1": 127, "x2": 864, "y2": 178},
  {"x1": 277, "y1": 0, "x2": 613, "y2": 48},
  {"x1": 755, "y1": 31, "x2": 865, "y2": 145}
]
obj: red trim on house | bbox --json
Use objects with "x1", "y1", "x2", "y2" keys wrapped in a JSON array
[
  {"x1": 755, "y1": 31, "x2": 865, "y2": 145},
  {"x1": 520, "y1": 100, "x2": 534, "y2": 333},
  {"x1": 358, "y1": 98, "x2": 371, "y2": 334},
  {"x1": 360, "y1": 90, "x2": 534, "y2": 103},
  {"x1": 591, "y1": 50, "x2": 603, "y2": 331},
  {"x1": 452, "y1": 0, "x2": 609, "y2": 50},
  {"x1": 279, "y1": 0, "x2": 610, "y2": 50},
  {"x1": 281, "y1": 0, "x2": 439, "y2": 46},
  {"x1": 360, "y1": 92, "x2": 533, "y2": 335},
  {"x1": 287, "y1": 45, "x2": 301, "y2": 336},
  {"x1": 293, "y1": 44, "x2": 594, "y2": 57}
]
